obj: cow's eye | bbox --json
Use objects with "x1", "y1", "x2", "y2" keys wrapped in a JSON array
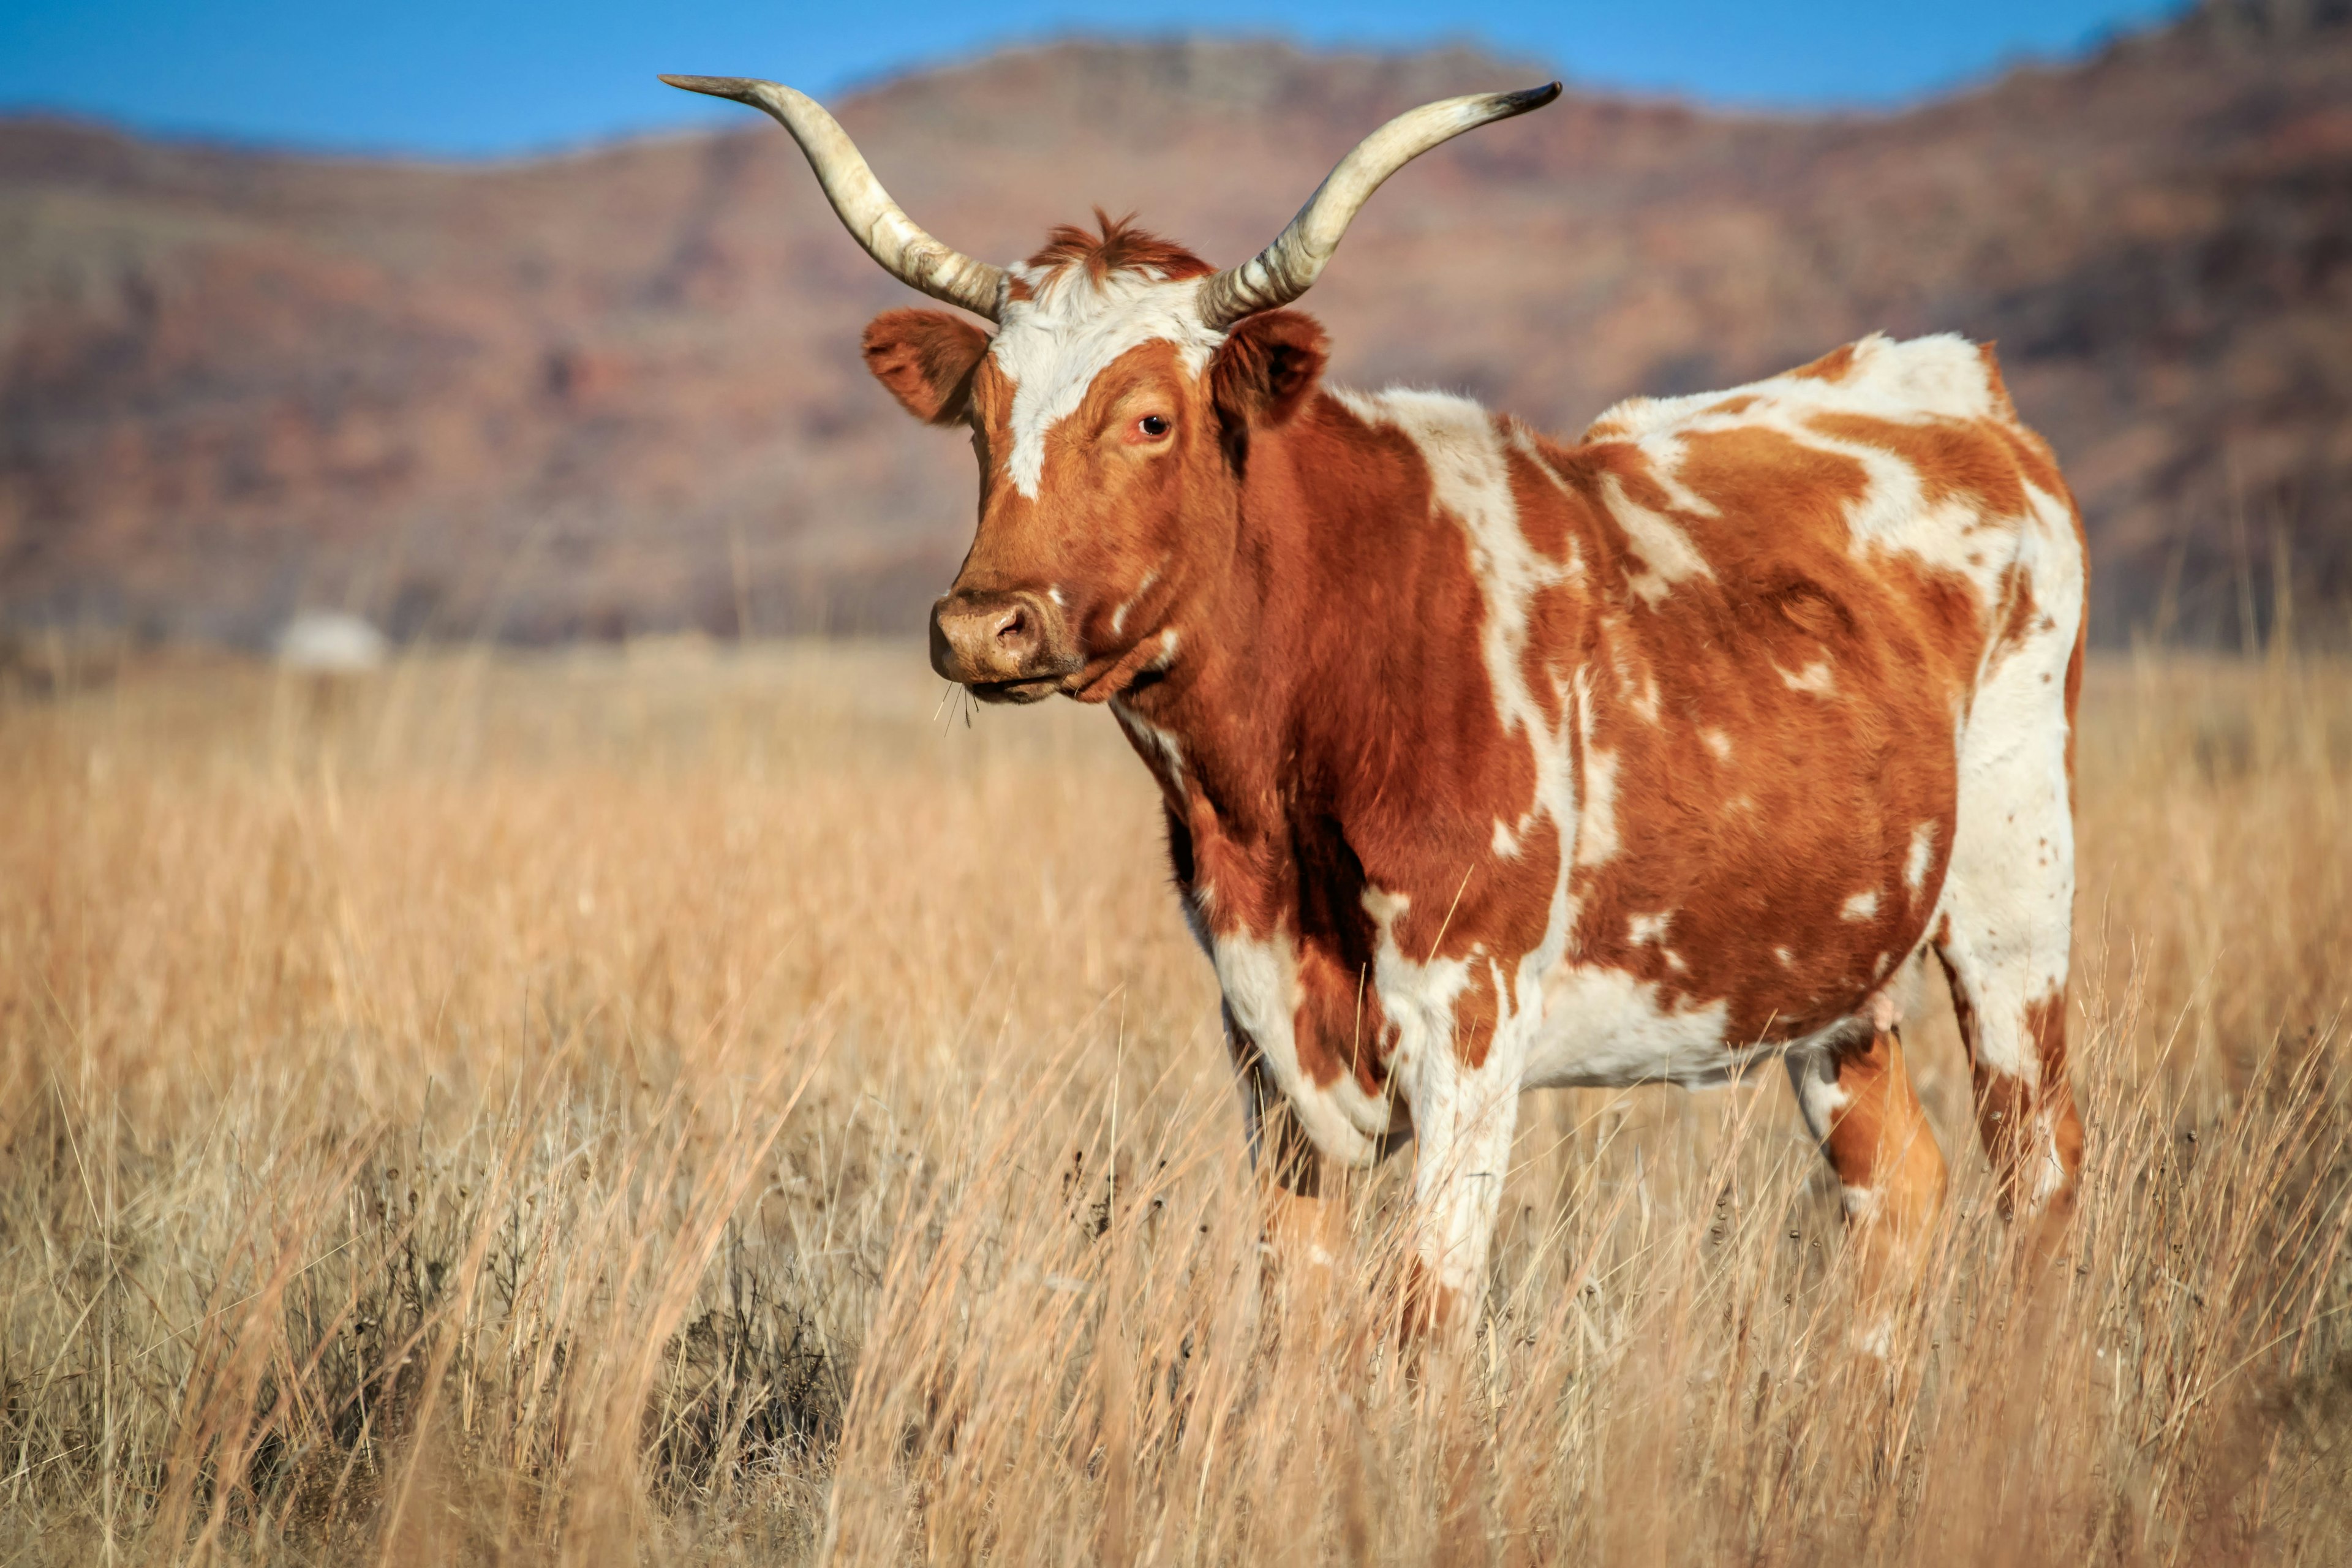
[{"x1": 1139, "y1": 415, "x2": 1170, "y2": 438}]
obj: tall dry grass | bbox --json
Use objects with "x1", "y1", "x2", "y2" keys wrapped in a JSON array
[{"x1": 2, "y1": 639, "x2": 2348, "y2": 1565}]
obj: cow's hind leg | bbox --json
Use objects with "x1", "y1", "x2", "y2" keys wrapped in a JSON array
[
  {"x1": 1934, "y1": 929, "x2": 2084, "y2": 1229},
  {"x1": 1788, "y1": 1008, "x2": 1948, "y2": 1338},
  {"x1": 1933, "y1": 621, "x2": 2087, "y2": 1231}
]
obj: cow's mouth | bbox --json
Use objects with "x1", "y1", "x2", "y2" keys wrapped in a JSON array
[{"x1": 968, "y1": 674, "x2": 1065, "y2": 705}]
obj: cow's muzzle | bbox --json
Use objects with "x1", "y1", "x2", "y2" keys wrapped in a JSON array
[{"x1": 929, "y1": 589, "x2": 1080, "y2": 703}]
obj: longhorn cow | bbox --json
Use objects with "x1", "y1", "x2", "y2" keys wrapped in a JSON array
[{"x1": 664, "y1": 73, "x2": 2087, "y2": 1329}]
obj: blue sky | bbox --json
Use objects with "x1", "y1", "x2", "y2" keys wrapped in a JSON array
[{"x1": 1, "y1": 1, "x2": 2185, "y2": 157}]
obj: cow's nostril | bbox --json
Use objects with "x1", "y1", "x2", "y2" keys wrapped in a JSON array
[{"x1": 995, "y1": 607, "x2": 1029, "y2": 646}]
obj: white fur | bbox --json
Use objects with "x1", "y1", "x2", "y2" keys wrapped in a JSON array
[
  {"x1": 1588, "y1": 333, "x2": 1996, "y2": 443},
  {"x1": 1927, "y1": 473, "x2": 2081, "y2": 1221},
  {"x1": 1590, "y1": 333, "x2": 2015, "y2": 612},
  {"x1": 1526, "y1": 963, "x2": 1741, "y2": 1088},
  {"x1": 993, "y1": 268, "x2": 1223, "y2": 499},
  {"x1": 1779, "y1": 659, "x2": 1836, "y2": 695},
  {"x1": 1400, "y1": 1000, "x2": 1527, "y2": 1296},
  {"x1": 1109, "y1": 698, "x2": 1186, "y2": 801},
  {"x1": 1208, "y1": 928, "x2": 1394, "y2": 1163},
  {"x1": 1599, "y1": 471, "x2": 1716, "y2": 606},
  {"x1": 1903, "y1": 820, "x2": 1938, "y2": 895},
  {"x1": 1573, "y1": 688, "x2": 1619, "y2": 871}
]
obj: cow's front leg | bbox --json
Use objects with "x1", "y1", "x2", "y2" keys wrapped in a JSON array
[
  {"x1": 1786, "y1": 1008, "x2": 1949, "y2": 1354},
  {"x1": 1225, "y1": 1007, "x2": 1348, "y2": 1308},
  {"x1": 1398, "y1": 1015, "x2": 1526, "y2": 1340}
]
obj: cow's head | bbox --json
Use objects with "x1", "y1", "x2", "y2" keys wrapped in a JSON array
[
  {"x1": 662, "y1": 74, "x2": 1560, "y2": 703},
  {"x1": 858, "y1": 226, "x2": 1339, "y2": 704}
]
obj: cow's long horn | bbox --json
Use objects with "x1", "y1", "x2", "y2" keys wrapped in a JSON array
[
  {"x1": 1197, "y1": 82, "x2": 1562, "y2": 329},
  {"x1": 660, "y1": 75, "x2": 1006, "y2": 321}
]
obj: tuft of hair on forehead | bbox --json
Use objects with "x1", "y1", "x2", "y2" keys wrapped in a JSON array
[{"x1": 1023, "y1": 209, "x2": 1214, "y2": 287}]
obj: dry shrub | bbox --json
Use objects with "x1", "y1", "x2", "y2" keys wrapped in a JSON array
[{"x1": 1, "y1": 639, "x2": 2347, "y2": 1564}]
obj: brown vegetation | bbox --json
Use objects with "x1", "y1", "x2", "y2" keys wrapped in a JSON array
[{"x1": 2, "y1": 642, "x2": 2348, "y2": 1563}]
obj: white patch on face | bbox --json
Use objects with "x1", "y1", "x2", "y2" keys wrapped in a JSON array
[
  {"x1": 1841, "y1": 889, "x2": 1881, "y2": 922},
  {"x1": 1701, "y1": 728, "x2": 1733, "y2": 762},
  {"x1": 1903, "y1": 820, "x2": 1938, "y2": 895},
  {"x1": 992, "y1": 269, "x2": 1225, "y2": 500},
  {"x1": 1491, "y1": 818, "x2": 1520, "y2": 856},
  {"x1": 1779, "y1": 659, "x2": 1836, "y2": 695},
  {"x1": 1598, "y1": 471, "x2": 1717, "y2": 606},
  {"x1": 1629, "y1": 912, "x2": 1671, "y2": 945},
  {"x1": 1775, "y1": 946, "x2": 1794, "y2": 967}
]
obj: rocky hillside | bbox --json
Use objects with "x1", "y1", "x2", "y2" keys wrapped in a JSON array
[{"x1": 2, "y1": 0, "x2": 2346, "y2": 644}]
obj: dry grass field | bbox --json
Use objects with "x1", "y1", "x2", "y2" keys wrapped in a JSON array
[{"x1": 4, "y1": 640, "x2": 2350, "y2": 1566}]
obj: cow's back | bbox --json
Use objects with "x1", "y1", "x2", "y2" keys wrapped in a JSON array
[{"x1": 1519, "y1": 333, "x2": 2085, "y2": 1085}]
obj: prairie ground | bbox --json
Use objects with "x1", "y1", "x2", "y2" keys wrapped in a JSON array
[{"x1": 3, "y1": 641, "x2": 2350, "y2": 1566}]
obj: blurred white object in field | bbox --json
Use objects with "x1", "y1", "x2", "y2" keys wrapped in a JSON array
[{"x1": 275, "y1": 611, "x2": 388, "y2": 671}]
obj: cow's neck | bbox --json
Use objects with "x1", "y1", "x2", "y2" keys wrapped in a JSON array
[{"x1": 1117, "y1": 387, "x2": 1509, "y2": 905}]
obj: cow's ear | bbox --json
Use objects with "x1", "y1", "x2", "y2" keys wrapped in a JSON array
[
  {"x1": 1209, "y1": 309, "x2": 1329, "y2": 431},
  {"x1": 862, "y1": 309, "x2": 991, "y2": 424}
]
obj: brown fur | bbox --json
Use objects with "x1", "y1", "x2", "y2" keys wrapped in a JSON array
[
  {"x1": 1822, "y1": 1026, "x2": 1950, "y2": 1259},
  {"x1": 862, "y1": 309, "x2": 989, "y2": 424},
  {"x1": 1025, "y1": 212, "x2": 1215, "y2": 284}
]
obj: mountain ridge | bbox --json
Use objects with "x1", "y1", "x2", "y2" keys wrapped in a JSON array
[{"x1": 3, "y1": 4, "x2": 2346, "y2": 645}]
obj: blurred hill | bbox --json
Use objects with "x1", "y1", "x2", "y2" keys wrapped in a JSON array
[{"x1": 2, "y1": 0, "x2": 2347, "y2": 645}]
